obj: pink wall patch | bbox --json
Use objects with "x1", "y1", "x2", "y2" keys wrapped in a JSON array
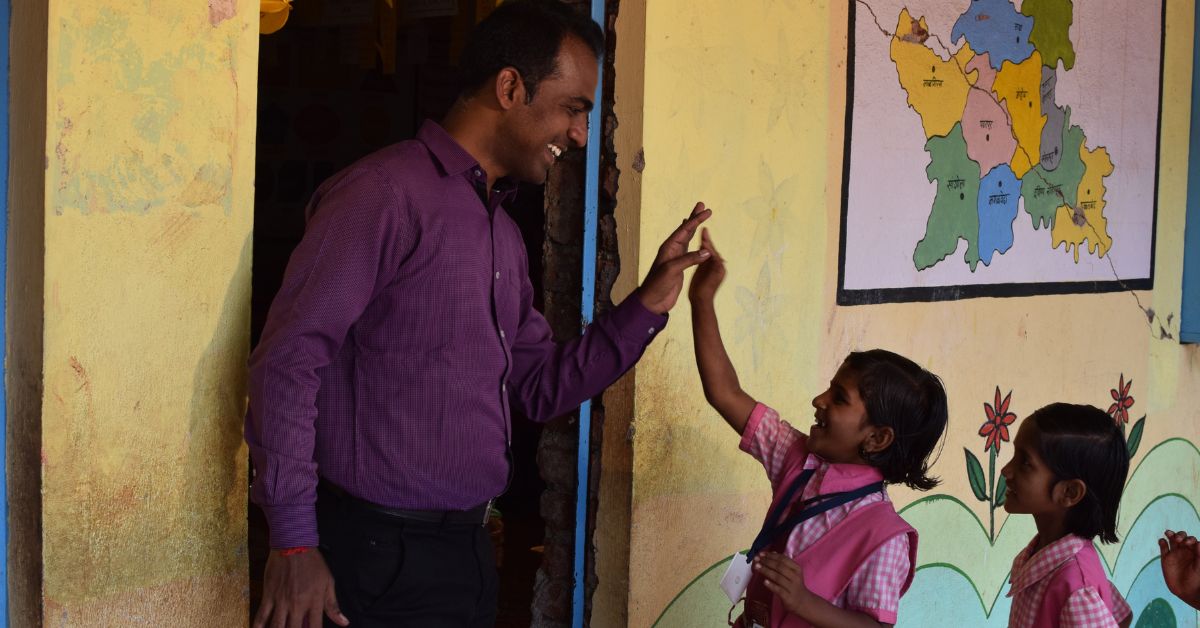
[{"x1": 209, "y1": 0, "x2": 236, "y2": 26}]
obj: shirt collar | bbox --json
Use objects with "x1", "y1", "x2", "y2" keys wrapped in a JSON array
[
  {"x1": 805, "y1": 452, "x2": 886, "y2": 493},
  {"x1": 1007, "y1": 534, "x2": 1090, "y2": 597},
  {"x1": 417, "y1": 119, "x2": 521, "y2": 201},
  {"x1": 417, "y1": 119, "x2": 478, "y2": 178}
]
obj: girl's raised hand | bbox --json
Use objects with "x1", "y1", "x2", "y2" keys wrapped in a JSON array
[
  {"x1": 753, "y1": 552, "x2": 814, "y2": 617},
  {"x1": 688, "y1": 228, "x2": 726, "y2": 303},
  {"x1": 1160, "y1": 530, "x2": 1200, "y2": 609}
]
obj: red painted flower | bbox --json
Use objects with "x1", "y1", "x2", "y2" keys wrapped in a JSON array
[
  {"x1": 1108, "y1": 374, "x2": 1135, "y2": 424},
  {"x1": 979, "y1": 387, "x2": 1017, "y2": 453}
]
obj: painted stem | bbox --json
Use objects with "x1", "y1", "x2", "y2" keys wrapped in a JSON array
[{"x1": 988, "y1": 447, "x2": 997, "y2": 543}]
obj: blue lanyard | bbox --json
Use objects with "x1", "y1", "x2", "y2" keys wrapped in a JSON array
[{"x1": 747, "y1": 467, "x2": 884, "y2": 559}]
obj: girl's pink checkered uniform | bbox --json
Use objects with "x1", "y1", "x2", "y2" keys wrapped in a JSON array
[
  {"x1": 1007, "y1": 534, "x2": 1132, "y2": 627},
  {"x1": 741, "y1": 403, "x2": 913, "y2": 624}
]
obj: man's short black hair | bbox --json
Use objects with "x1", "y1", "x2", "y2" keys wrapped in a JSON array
[
  {"x1": 457, "y1": 0, "x2": 604, "y2": 100},
  {"x1": 1029, "y1": 403, "x2": 1130, "y2": 544}
]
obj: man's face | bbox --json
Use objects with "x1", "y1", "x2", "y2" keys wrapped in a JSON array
[{"x1": 496, "y1": 35, "x2": 598, "y2": 184}]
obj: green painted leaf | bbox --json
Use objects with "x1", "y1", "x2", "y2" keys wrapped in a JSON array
[
  {"x1": 1127, "y1": 416, "x2": 1146, "y2": 459},
  {"x1": 1134, "y1": 597, "x2": 1177, "y2": 628},
  {"x1": 964, "y1": 448, "x2": 988, "y2": 502},
  {"x1": 994, "y1": 474, "x2": 1007, "y2": 507}
]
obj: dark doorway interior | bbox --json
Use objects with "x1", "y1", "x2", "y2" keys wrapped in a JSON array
[{"x1": 249, "y1": 3, "x2": 548, "y2": 625}]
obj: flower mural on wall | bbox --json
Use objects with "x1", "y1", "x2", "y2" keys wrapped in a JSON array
[
  {"x1": 1109, "y1": 374, "x2": 1135, "y2": 424},
  {"x1": 966, "y1": 387, "x2": 1016, "y2": 543},
  {"x1": 658, "y1": 374, "x2": 1182, "y2": 627},
  {"x1": 979, "y1": 387, "x2": 1017, "y2": 453},
  {"x1": 733, "y1": 262, "x2": 786, "y2": 371},
  {"x1": 1107, "y1": 373, "x2": 1146, "y2": 458}
]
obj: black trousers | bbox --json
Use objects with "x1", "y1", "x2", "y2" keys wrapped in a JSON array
[{"x1": 317, "y1": 487, "x2": 499, "y2": 627}]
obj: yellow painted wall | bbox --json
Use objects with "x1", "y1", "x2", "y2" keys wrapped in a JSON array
[
  {"x1": 37, "y1": 0, "x2": 258, "y2": 624},
  {"x1": 604, "y1": 0, "x2": 1200, "y2": 626}
]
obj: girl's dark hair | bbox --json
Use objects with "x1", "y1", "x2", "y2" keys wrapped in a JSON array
[
  {"x1": 457, "y1": 0, "x2": 605, "y2": 100},
  {"x1": 843, "y1": 349, "x2": 949, "y2": 491},
  {"x1": 1028, "y1": 403, "x2": 1129, "y2": 544}
]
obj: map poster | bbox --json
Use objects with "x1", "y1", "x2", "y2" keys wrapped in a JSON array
[{"x1": 838, "y1": 0, "x2": 1164, "y2": 305}]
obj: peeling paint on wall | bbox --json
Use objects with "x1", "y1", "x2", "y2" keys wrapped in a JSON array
[
  {"x1": 48, "y1": 7, "x2": 241, "y2": 216},
  {"x1": 209, "y1": 0, "x2": 237, "y2": 27},
  {"x1": 40, "y1": 0, "x2": 257, "y2": 623}
]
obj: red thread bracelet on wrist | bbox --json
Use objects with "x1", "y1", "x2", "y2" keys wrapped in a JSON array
[{"x1": 279, "y1": 547, "x2": 312, "y2": 556}]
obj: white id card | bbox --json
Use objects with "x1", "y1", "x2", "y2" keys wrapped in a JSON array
[{"x1": 719, "y1": 552, "x2": 753, "y2": 603}]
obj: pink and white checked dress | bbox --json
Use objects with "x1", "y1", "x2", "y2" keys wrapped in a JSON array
[
  {"x1": 1007, "y1": 534, "x2": 1133, "y2": 627},
  {"x1": 741, "y1": 403, "x2": 912, "y2": 624}
]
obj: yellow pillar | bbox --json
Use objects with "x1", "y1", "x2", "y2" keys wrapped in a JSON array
[{"x1": 11, "y1": 0, "x2": 259, "y2": 624}]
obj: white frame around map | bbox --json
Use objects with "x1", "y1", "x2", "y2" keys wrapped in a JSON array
[{"x1": 838, "y1": 0, "x2": 1163, "y2": 305}]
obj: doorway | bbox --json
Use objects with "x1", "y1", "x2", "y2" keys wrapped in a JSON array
[{"x1": 249, "y1": 2, "x2": 549, "y2": 625}]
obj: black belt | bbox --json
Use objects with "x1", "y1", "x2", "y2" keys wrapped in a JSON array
[{"x1": 319, "y1": 479, "x2": 493, "y2": 526}]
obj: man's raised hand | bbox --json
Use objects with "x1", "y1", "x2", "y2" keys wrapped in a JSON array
[{"x1": 636, "y1": 202, "x2": 713, "y2": 315}]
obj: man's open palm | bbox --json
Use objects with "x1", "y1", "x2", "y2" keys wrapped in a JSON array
[{"x1": 637, "y1": 202, "x2": 713, "y2": 315}]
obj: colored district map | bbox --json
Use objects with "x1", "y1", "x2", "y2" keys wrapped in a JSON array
[{"x1": 891, "y1": 0, "x2": 1114, "y2": 271}]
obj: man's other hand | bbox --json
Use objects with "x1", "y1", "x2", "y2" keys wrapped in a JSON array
[{"x1": 253, "y1": 548, "x2": 350, "y2": 628}]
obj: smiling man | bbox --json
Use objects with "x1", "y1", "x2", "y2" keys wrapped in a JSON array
[{"x1": 245, "y1": 2, "x2": 712, "y2": 626}]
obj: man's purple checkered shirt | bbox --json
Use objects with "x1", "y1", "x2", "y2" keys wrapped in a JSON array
[{"x1": 245, "y1": 121, "x2": 665, "y2": 548}]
